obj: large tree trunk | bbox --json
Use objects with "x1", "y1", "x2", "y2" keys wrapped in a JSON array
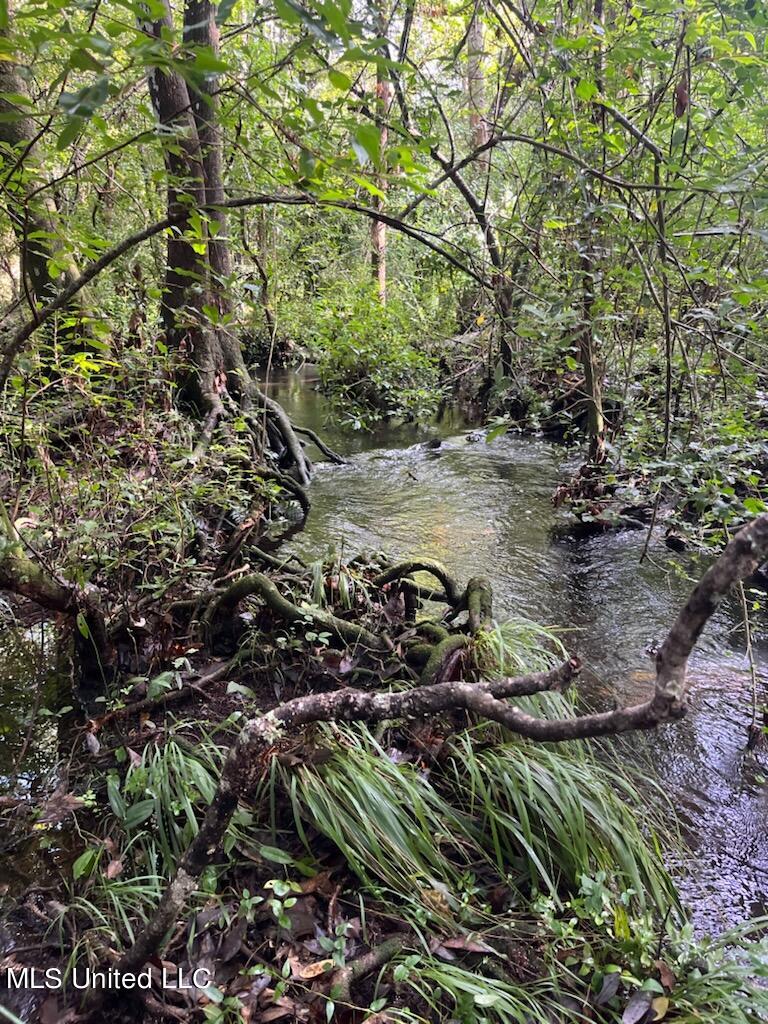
[{"x1": 142, "y1": 0, "x2": 312, "y2": 482}]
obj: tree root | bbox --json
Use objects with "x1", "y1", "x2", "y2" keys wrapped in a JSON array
[
  {"x1": 259, "y1": 468, "x2": 310, "y2": 518},
  {"x1": 202, "y1": 570, "x2": 390, "y2": 651},
  {"x1": 466, "y1": 575, "x2": 493, "y2": 632},
  {"x1": 249, "y1": 387, "x2": 312, "y2": 486},
  {"x1": 90, "y1": 660, "x2": 233, "y2": 729},
  {"x1": 332, "y1": 934, "x2": 411, "y2": 1002},
  {"x1": 420, "y1": 634, "x2": 471, "y2": 686},
  {"x1": 293, "y1": 425, "x2": 345, "y2": 465},
  {"x1": 373, "y1": 559, "x2": 464, "y2": 606}
]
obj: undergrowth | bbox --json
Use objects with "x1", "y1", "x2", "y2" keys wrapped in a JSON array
[{"x1": 26, "y1": 615, "x2": 768, "y2": 1023}]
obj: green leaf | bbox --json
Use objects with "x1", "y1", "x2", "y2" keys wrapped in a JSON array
[
  {"x1": 328, "y1": 68, "x2": 351, "y2": 90},
  {"x1": 744, "y1": 497, "x2": 766, "y2": 515},
  {"x1": 258, "y1": 844, "x2": 295, "y2": 864},
  {"x1": 227, "y1": 681, "x2": 256, "y2": 699},
  {"x1": 147, "y1": 670, "x2": 176, "y2": 698},
  {"x1": 574, "y1": 78, "x2": 598, "y2": 102},
  {"x1": 57, "y1": 117, "x2": 84, "y2": 151},
  {"x1": 485, "y1": 422, "x2": 509, "y2": 443},
  {"x1": 107, "y1": 773, "x2": 127, "y2": 820},
  {"x1": 76, "y1": 612, "x2": 90, "y2": 639},
  {"x1": 73, "y1": 846, "x2": 101, "y2": 880},
  {"x1": 124, "y1": 799, "x2": 155, "y2": 829},
  {"x1": 215, "y1": 0, "x2": 238, "y2": 24},
  {"x1": 59, "y1": 76, "x2": 109, "y2": 118}
]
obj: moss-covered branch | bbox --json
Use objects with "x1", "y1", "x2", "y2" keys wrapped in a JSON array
[{"x1": 203, "y1": 569, "x2": 390, "y2": 651}]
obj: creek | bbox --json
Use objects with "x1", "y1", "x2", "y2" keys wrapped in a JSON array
[
  {"x1": 266, "y1": 365, "x2": 768, "y2": 937},
  {"x1": 0, "y1": 366, "x2": 766, "y2": 945}
]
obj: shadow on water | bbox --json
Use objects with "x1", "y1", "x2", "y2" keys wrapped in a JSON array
[{"x1": 265, "y1": 365, "x2": 768, "y2": 936}]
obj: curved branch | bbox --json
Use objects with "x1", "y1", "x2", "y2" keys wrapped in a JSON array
[
  {"x1": 0, "y1": 193, "x2": 487, "y2": 388},
  {"x1": 114, "y1": 657, "x2": 580, "y2": 974}
]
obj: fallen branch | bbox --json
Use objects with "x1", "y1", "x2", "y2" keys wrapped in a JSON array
[{"x1": 114, "y1": 657, "x2": 580, "y2": 974}]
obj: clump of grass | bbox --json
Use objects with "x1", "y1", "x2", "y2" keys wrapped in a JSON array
[
  {"x1": 447, "y1": 731, "x2": 676, "y2": 913},
  {"x1": 385, "y1": 954, "x2": 571, "y2": 1023},
  {"x1": 282, "y1": 726, "x2": 486, "y2": 924},
  {"x1": 474, "y1": 616, "x2": 567, "y2": 676}
]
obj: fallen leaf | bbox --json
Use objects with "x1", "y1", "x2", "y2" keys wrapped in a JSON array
[
  {"x1": 655, "y1": 960, "x2": 676, "y2": 991},
  {"x1": 296, "y1": 958, "x2": 333, "y2": 980},
  {"x1": 652, "y1": 996, "x2": 670, "y2": 1021},
  {"x1": 623, "y1": 990, "x2": 654, "y2": 1024},
  {"x1": 105, "y1": 859, "x2": 123, "y2": 879},
  {"x1": 438, "y1": 935, "x2": 494, "y2": 953},
  {"x1": 38, "y1": 790, "x2": 84, "y2": 824},
  {"x1": 594, "y1": 971, "x2": 621, "y2": 1007}
]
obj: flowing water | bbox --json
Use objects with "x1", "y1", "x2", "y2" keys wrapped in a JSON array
[
  {"x1": 265, "y1": 365, "x2": 768, "y2": 937},
  {"x1": 1, "y1": 366, "x2": 767, "y2": 947}
]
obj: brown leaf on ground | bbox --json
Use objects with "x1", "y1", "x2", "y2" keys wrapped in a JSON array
[{"x1": 655, "y1": 960, "x2": 676, "y2": 991}]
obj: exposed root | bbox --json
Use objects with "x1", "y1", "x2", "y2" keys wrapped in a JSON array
[
  {"x1": 259, "y1": 468, "x2": 310, "y2": 518},
  {"x1": 373, "y1": 559, "x2": 464, "y2": 606},
  {"x1": 293, "y1": 425, "x2": 345, "y2": 465},
  {"x1": 466, "y1": 575, "x2": 493, "y2": 632},
  {"x1": 202, "y1": 569, "x2": 390, "y2": 651},
  {"x1": 250, "y1": 386, "x2": 312, "y2": 486},
  {"x1": 332, "y1": 934, "x2": 411, "y2": 1002},
  {"x1": 420, "y1": 634, "x2": 471, "y2": 685}
]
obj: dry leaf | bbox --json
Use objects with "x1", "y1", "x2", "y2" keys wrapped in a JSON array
[
  {"x1": 655, "y1": 960, "x2": 676, "y2": 991},
  {"x1": 296, "y1": 958, "x2": 333, "y2": 980},
  {"x1": 652, "y1": 996, "x2": 670, "y2": 1021},
  {"x1": 105, "y1": 859, "x2": 123, "y2": 879}
]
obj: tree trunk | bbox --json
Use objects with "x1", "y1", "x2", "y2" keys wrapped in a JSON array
[
  {"x1": 578, "y1": 229, "x2": 605, "y2": 463},
  {"x1": 142, "y1": 0, "x2": 312, "y2": 482},
  {"x1": 467, "y1": 4, "x2": 489, "y2": 165}
]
